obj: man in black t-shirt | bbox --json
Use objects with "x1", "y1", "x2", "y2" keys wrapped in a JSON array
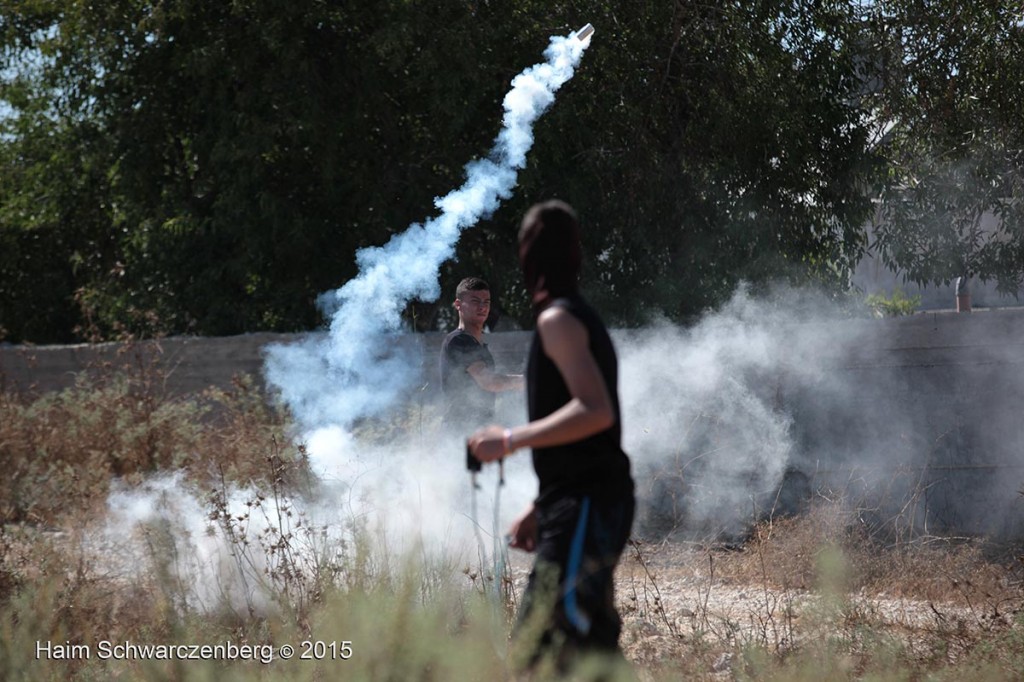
[
  {"x1": 439, "y1": 277, "x2": 523, "y2": 433},
  {"x1": 469, "y1": 202, "x2": 635, "y2": 673}
]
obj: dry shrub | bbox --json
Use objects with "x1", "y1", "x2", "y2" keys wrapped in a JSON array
[
  {"x1": 0, "y1": 374, "x2": 204, "y2": 525},
  {"x1": 0, "y1": 356, "x2": 306, "y2": 527},
  {"x1": 1, "y1": 530, "x2": 173, "y2": 655},
  {"x1": 0, "y1": 526, "x2": 22, "y2": 605},
  {"x1": 722, "y1": 498, "x2": 1021, "y2": 610},
  {"x1": 723, "y1": 500, "x2": 855, "y2": 591},
  {"x1": 193, "y1": 374, "x2": 309, "y2": 489}
]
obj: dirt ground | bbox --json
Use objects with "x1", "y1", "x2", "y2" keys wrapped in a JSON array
[
  {"x1": 619, "y1": 540, "x2": 1020, "y2": 674},
  {"x1": 502, "y1": 531, "x2": 1023, "y2": 676}
]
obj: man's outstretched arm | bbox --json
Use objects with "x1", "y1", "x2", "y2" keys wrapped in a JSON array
[{"x1": 466, "y1": 361, "x2": 524, "y2": 392}]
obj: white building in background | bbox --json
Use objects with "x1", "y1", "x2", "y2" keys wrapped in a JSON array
[{"x1": 852, "y1": 212, "x2": 1024, "y2": 311}]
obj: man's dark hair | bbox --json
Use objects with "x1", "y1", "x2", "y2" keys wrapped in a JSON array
[{"x1": 456, "y1": 277, "x2": 490, "y2": 298}]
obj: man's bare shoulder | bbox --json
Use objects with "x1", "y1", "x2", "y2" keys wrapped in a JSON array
[{"x1": 537, "y1": 306, "x2": 587, "y2": 352}]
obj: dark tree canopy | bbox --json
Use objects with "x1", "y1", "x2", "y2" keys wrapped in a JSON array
[{"x1": 0, "y1": 1, "x2": 1020, "y2": 343}]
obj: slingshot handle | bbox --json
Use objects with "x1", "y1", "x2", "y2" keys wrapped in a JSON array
[{"x1": 466, "y1": 442, "x2": 482, "y2": 473}]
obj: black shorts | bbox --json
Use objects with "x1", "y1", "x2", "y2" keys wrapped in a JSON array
[{"x1": 515, "y1": 493, "x2": 635, "y2": 662}]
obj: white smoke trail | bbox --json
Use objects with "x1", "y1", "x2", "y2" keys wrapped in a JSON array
[{"x1": 264, "y1": 27, "x2": 593, "y2": 435}]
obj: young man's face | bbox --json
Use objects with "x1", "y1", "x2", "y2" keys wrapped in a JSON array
[{"x1": 456, "y1": 290, "x2": 491, "y2": 327}]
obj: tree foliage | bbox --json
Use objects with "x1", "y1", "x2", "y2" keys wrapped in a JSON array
[
  {"x1": 0, "y1": 1, "x2": 1018, "y2": 343},
  {"x1": 504, "y1": 1, "x2": 881, "y2": 326},
  {"x1": 862, "y1": 0, "x2": 1024, "y2": 292}
]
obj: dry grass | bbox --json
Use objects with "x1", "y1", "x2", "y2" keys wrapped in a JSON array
[
  {"x1": 3, "y1": 359, "x2": 1024, "y2": 680},
  {"x1": 721, "y1": 502, "x2": 1023, "y2": 609},
  {"x1": 0, "y1": 345, "x2": 305, "y2": 528},
  {"x1": 614, "y1": 498, "x2": 1024, "y2": 680}
]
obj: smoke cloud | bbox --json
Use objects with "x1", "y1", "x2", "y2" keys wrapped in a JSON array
[
  {"x1": 618, "y1": 285, "x2": 1024, "y2": 541},
  {"x1": 617, "y1": 286, "x2": 844, "y2": 537},
  {"x1": 95, "y1": 282, "x2": 1023, "y2": 612},
  {"x1": 95, "y1": 27, "x2": 592, "y2": 612},
  {"x1": 99, "y1": 438, "x2": 536, "y2": 614}
]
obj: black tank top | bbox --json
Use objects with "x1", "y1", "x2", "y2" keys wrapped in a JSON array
[
  {"x1": 439, "y1": 329, "x2": 496, "y2": 432},
  {"x1": 526, "y1": 295, "x2": 634, "y2": 506}
]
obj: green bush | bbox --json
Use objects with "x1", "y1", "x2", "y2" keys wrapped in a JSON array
[{"x1": 865, "y1": 289, "x2": 921, "y2": 318}]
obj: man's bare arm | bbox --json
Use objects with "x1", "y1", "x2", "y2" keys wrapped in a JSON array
[
  {"x1": 466, "y1": 361, "x2": 525, "y2": 392},
  {"x1": 469, "y1": 307, "x2": 613, "y2": 461}
]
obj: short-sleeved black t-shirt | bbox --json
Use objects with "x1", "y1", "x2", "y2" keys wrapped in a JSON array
[
  {"x1": 439, "y1": 329, "x2": 496, "y2": 432},
  {"x1": 526, "y1": 295, "x2": 634, "y2": 506}
]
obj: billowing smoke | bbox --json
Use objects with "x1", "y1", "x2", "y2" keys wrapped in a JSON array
[
  {"x1": 98, "y1": 448, "x2": 535, "y2": 614},
  {"x1": 94, "y1": 281, "x2": 1024, "y2": 612},
  {"x1": 263, "y1": 27, "x2": 592, "y2": 435},
  {"x1": 617, "y1": 286, "x2": 839, "y2": 538},
  {"x1": 618, "y1": 285, "x2": 1024, "y2": 541},
  {"x1": 95, "y1": 27, "x2": 592, "y2": 612}
]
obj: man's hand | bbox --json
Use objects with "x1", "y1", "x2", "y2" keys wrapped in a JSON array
[
  {"x1": 508, "y1": 504, "x2": 538, "y2": 553},
  {"x1": 468, "y1": 425, "x2": 507, "y2": 463}
]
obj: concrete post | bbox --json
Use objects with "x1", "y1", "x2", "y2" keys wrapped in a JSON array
[{"x1": 955, "y1": 275, "x2": 972, "y2": 313}]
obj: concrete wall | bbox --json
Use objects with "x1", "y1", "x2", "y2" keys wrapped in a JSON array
[
  {"x1": 778, "y1": 309, "x2": 1024, "y2": 538},
  {"x1": 0, "y1": 330, "x2": 533, "y2": 397},
  {"x1": 2, "y1": 309, "x2": 1022, "y2": 538},
  {"x1": 0, "y1": 333, "x2": 298, "y2": 397}
]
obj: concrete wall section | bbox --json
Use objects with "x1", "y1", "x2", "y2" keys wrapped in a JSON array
[
  {"x1": 0, "y1": 333, "x2": 299, "y2": 396},
  {"x1": 2, "y1": 310, "x2": 1022, "y2": 538},
  {"x1": 0, "y1": 330, "x2": 535, "y2": 398},
  {"x1": 780, "y1": 309, "x2": 1024, "y2": 538}
]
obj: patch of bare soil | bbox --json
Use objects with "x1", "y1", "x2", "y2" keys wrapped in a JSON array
[{"x1": 611, "y1": 537, "x2": 1023, "y2": 676}]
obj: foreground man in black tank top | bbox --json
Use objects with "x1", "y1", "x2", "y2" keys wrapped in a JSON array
[{"x1": 469, "y1": 200, "x2": 635, "y2": 673}]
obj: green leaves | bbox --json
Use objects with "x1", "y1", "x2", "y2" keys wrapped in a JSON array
[
  {"x1": 865, "y1": 0, "x2": 1024, "y2": 293},
  {"x1": 1, "y1": 1, "x2": 1020, "y2": 342}
]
